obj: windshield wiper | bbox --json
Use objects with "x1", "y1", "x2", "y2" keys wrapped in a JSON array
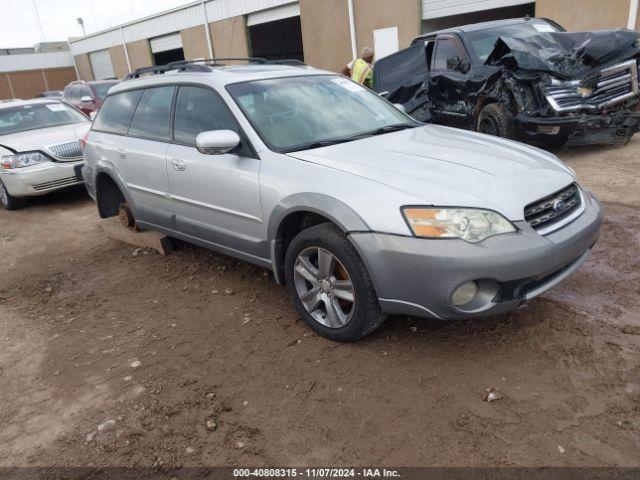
[
  {"x1": 361, "y1": 123, "x2": 418, "y2": 137},
  {"x1": 284, "y1": 123, "x2": 418, "y2": 153},
  {"x1": 285, "y1": 137, "x2": 354, "y2": 152}
]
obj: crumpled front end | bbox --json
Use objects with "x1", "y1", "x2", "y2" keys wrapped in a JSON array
[
  {"x1": 484, "y1": 30, "x2": 640, "y2": 146},
  {"x1": 386, "y1": 27, "x2": 640, "y2": 147}
]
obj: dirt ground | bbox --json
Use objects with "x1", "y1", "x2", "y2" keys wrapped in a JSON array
[{"x1": 0, "y1": 139, "x2": 639, "y2": 468}]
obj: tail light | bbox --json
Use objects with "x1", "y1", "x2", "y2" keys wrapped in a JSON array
[{"x1": 80, "y1": 131, "x2": 90, "y2": 151}]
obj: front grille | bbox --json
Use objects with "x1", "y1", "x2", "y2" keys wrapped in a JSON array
[
  {"x1": 545, "y1": 59, "x2": 639, "y2": 112},
  {"x1": 47, "y1": 141, "x2": 82, "y2": 161},
  {"x1": 32, "y1": 176, "x2": 81, "y2": 191},
  {"x1": 524, "y1": 183, "x2": 582, "y2": 233}
]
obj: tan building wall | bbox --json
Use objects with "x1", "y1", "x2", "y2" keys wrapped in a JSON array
[
  {"x1": 181, "y1": 25, "x2": 210, "y2": 60},
  {"x1": 126, "y1": 39, "x2": 153, "y2": 70},
  {"x1": 300, "y1": 0, "x2": 353, "y2": 73},
  {"x1": 109, "y1": 45, "x2": 130, "y2": 79},
  {"x1": 74, "y1": 53, "x2": 94, "y2": 81},
  {"x1": 43, "y1": 67, "x2": 77, "y2": 90},
  {"x1": 7, "y1": 70, "x2": 46, "y2": 98},
  {"x1": 536, "y1": 0, "x2": 631, "y2": 31},
  {"x1": 0, "y1": 67, "x2": 77, "y2": 99},
  {"x1": 353, "y1": 0, "x2": 421, "y2": 54},
  {"x1": 0, "y1": 74, "x2": 13, "y2": 99},
  {"x1": 210, "y1": 16, "x2": 249, "y2": 59}
]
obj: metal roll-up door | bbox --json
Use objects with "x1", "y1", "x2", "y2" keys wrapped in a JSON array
[
  {"x1": 421, "y1": 0, "x2": 532, "y2": 19},
  {"x1": 247, "y1": 3, "x2": 301, "y2": 26},
  {"x1": 150, "y1": 33, "x2": 183, "y2": 53},
  {"x1": 89, "y1": 50, "x2": 114, "y2": 80}
]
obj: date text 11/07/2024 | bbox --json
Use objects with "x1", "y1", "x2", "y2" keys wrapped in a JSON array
[{"x1": 233, "y1": 468, "x2": 401, "y2": 478}]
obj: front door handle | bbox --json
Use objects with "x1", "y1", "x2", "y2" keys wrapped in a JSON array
[
  {"x1": 116, "y1": 148, "x2": 127, "y2": 159},
  {"x1": 171, "y1": 158, "x2": 187, "y2": 172}
]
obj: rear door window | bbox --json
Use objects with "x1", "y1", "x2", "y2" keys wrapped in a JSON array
[
  {"x1": 128, "y1": 86, "x2": 175, "y2": 141},
  {"x1": 173, "y1": 86, "x2": 238, "y2": 146},
  {"x1": 92, "y1": 90, "x2": 143, "y2": 134}
]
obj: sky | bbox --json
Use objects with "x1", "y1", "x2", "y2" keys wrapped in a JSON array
[{"x1": 0, "y1": 0, "x2": 192, "y2": 47}]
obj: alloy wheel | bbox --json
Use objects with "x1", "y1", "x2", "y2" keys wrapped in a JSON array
[{"x1": 293, "y1": 246, "x2": 355, "y2": 328}]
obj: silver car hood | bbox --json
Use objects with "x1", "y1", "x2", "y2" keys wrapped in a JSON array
[
  {"x1": 287, "y1": 124, "x2": 576, "y2": 221},
  {"x1": 0, "y1": 122, "x2": 90, "y2": 154}
]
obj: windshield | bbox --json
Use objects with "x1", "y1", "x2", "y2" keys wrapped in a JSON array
[
  {"x1": 227, "y1": 75, "x2": 416, "y2": 152},
  {"x1": 93, "y1": 82, "x2": 118, "y2": 100},
  {"x1": 0, "y1": 102, "x2": 87, "y2": 136},
  {"x1": 466, "y1": 21, "x2": 561, "y2": 63}
]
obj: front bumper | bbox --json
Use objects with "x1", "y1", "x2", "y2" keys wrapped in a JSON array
[
  {"x1": 515, "y1": 110, "x2": 640, "y2": 147},
  {"x1": 349, "y1": 191, "x2": 602, "y2": 320},
  {"x1": 0, "y1": 160, "x2": 84, "y2": 198}
]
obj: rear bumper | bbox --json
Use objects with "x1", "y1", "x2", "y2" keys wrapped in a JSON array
[
  {"x1": 515, "y1": 110, "x2": 640, "y2": 147},
  {"x1": 0, "y1": 160, "x2": 84, "y2": 197},
  {"x1": 349, "y1": 191, "x2": 602, "y2": 320}
]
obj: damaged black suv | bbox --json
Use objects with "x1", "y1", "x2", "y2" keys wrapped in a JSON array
[{"x1": 373, "y1": 17, "x2": 640, "y2": 147}]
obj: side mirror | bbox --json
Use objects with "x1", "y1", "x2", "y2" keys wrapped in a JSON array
[
  {"x1": 393, "y1": 103, "x2": 406, "y2": 113},
  {"x1": 196, "y1": 130, "x2": 241, "y2": 155},
  {"x1": 80, "y1": 95, "x2": 93, "y2": 103},
  {"x1": 89, "y1": 111, "x2": 97, "y2": 120},
  {"x1": 447, "y1": 56, "x2": 470, "y2": 73}
]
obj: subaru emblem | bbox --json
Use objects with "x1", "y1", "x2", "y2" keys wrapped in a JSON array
[{"x1": 553, "y1": 200, "x2": 566, "y2": 213}]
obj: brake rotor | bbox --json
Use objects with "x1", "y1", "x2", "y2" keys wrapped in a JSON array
[{"x1": 118, "y1": 203, "x2": 139, "y2": 231}]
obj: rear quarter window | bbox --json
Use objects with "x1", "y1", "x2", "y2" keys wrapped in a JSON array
[{"x1": 92, "y1": 90, "x2": 143, "y2": 134}]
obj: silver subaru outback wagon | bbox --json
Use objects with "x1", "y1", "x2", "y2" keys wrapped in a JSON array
[{"x1": 82, "y1": 61, "x2": 602, "y2": 342}]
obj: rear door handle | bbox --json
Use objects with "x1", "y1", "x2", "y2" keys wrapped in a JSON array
[
  {"x1": 171, "y1": 158, "x2": 187, "y2": 172},
  {"x1": 116, "y1": 148, "x2": 127, "y2": 159}
]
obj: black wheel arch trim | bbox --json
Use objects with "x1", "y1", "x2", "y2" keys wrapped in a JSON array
[
  {"x1": 267, "y1": 193, "x2": 370, "y2": 284},
  {"x1": 94, "y1": 166, "x2": 135, "y2": 219}
]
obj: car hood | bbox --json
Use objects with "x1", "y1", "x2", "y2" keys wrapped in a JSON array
[
  {"x1": 0, "y1": 122, "x2": 90, "y2": 154},
  {"x1": 486, "y1": 29, "x2": 640, "y2": 78},
  {"x1": 286, "y1": 125, "x2": 576, "y2": 221}
]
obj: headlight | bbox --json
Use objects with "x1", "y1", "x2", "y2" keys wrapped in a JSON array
[
  {"x1": 402, "y1": 207, "x2": 516, "y2": 243},
  {"x1": 1, "y1": 151, "x2": 50, "y2": 169}
]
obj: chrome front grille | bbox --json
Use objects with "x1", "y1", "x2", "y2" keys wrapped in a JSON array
[
  {"x1": 47, "y1": 141, "x2": 82, "y2": 161},
  {"x1": 545, "y1": 59, "x2": 639, "y2": 112},
  {"x1": 32, "y1": 176, "x2": 81, "y2": 191},
  {"x1": 525, "y1": 183, "x2": 583, "y2": 234}
]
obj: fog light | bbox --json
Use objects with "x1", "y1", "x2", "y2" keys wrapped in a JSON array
[
  {"x1": 537, "y1": 125, "x2": 561, "y2": 135},
  {"x1": 452, "y1": 281, "x2": 479, "y2": 306}
]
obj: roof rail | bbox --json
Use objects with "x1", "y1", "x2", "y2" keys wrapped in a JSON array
[{"x1": 124, "y1": 57, "x2": 306, "y2": 80}]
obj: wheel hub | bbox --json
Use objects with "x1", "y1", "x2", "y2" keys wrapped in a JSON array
[{"x1": 321, "y1": 278, "x2": 331, "y2": 293}]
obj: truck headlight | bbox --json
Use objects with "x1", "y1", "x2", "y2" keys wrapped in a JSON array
[
  {"x1": 402, "y1": 207, "x2": 516, "y2": 243},
  {"x1": 1, "y1": 151, "x2": 50, "y2": 169}
]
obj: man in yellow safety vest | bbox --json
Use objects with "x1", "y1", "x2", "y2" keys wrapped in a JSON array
[{"x1": 343, "y1": 47, "x2": 375, "y2": 88}]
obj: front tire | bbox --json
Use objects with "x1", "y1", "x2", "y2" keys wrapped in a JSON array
[
  {"x1": 476, "y1": 102, "x2": 515, "y2": 139},
  {"x1": 284, "y1": 223, "x2": 386, "y2": 342},
  {"x1": 0, "y1": 179, "x2": 24, "y2": 210}
]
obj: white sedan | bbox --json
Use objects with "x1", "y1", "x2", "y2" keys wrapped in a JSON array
[{"x1": 0, "y1": 99, "x2": 90, "y2": 210}]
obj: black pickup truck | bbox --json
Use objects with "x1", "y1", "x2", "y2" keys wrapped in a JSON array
[{"x1": 373, "y1": 17, "x2": 640, "y2": 147}]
